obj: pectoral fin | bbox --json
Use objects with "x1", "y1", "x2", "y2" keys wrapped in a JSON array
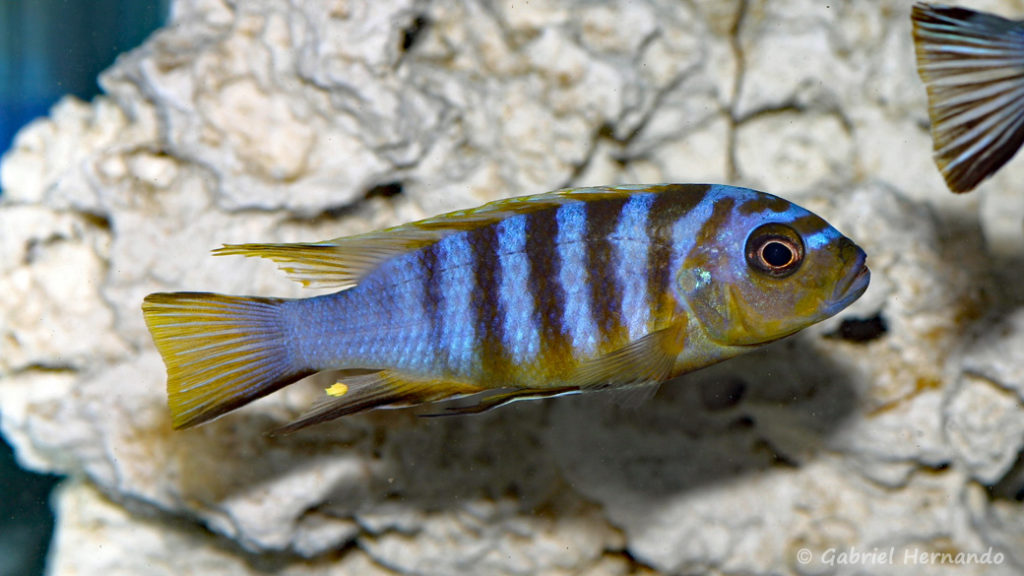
[
  {"x1": 429, "y1": 327, "x2": 684, "y2": 416},
  {"x1": 569, "y1": 324, "x2": 685, "y2": 390},
  {"x1": 599, "y1": 381, "x2": 664, "y2": 408}
]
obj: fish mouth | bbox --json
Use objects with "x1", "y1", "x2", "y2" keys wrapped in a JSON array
[{"x1": 827, "y1": 248, "x2": 870, "y2": 315}]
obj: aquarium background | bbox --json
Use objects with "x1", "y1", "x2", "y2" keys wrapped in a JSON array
[{"x1": 0, "y1": 2, "x2": 167, "y2": 575}]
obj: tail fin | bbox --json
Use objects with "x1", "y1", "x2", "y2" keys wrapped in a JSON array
[
  {"x1": 142, "y1": 292, "x2": 311, "y2": 429},
  {"x1": 912, "y1": 3, "x2": 1024, "y2": 192}
]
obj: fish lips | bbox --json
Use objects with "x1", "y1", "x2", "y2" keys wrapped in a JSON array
[{"x1": 826, "y1": 248, "x2": 870, "y2": 316}]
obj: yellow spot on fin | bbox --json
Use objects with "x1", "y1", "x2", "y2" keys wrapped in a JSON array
[
  {"x1": 325, "y1": 383, "x2": 348, "y2": 397},
  {"x1": 274, "y1": 371, "x2": 484, "y2": 434},
  {"x1": 142, "y1": 292, "x2": 310, "y2": 429}
]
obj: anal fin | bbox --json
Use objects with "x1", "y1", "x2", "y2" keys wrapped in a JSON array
[{"x1": 274, "y1": 371, "x2": 483, "y2": 433}]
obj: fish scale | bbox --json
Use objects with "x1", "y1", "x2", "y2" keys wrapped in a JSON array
[
  {"x1": 492, "y1": 215, "x2": 538, "y2": 369},
  {"x1": 469, "y1": 219, "x2": 506, "y2": 378},
  {"x1": 142, "y1": 184, "x2": 869, "y2": 431},
  {"x1": 584, "y1": 196, "x2": 630, "y2": 351},
  {"x1": 554, "y1": 200, "x2": 597, "y2": 358},
  {"x1": 612, "y1": 193, "x2": 656, "y2": 342},
  {"x1": 536, "y1": 206, "x2": 585, "y2": 376}
]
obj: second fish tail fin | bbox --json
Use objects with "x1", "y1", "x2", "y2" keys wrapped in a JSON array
[
  {"x1": 912, "y1": 3, "x2": 1024, "y2": 192},
  {"x1": 142, "y1": 292, "x2": 312, "y2": 429}
]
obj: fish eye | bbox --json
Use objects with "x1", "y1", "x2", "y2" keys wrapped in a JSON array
[{"x1": 745, "y1": 224, "x2": 804, "y2": 278}]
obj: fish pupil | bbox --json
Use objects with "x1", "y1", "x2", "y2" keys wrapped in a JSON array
[
  {"x1": 744, "y1": 224, "x2": 804, "y2": 278},
  {"x1": 762, "y1": 241, "x2": 793, "y2": 267}
]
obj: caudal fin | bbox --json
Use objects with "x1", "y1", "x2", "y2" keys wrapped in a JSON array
[
  {"x1": 912, "y1": 3, "x2": 1024, "y2": 192},
  {"x1": 142, "y1": 292, "x2": 311, "y2": 429}
]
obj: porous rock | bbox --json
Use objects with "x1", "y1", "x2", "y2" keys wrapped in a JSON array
[{"x1": 3, "y1": 0, "x2": 1024, "y2": 574}]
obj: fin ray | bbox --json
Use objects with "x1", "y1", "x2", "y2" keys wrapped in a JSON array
[
  {"x1": 142, "y1": 292, "x2": 310, "y2": 429},
  {"x1": 215, "y1": 187, "x2": 669, "y2": 289},
  {"x1": 912, "y1": 3, "x2": 1024, "y2": 192},
  {"x1": 274, "y1": 371, "x2": 485, "y2": 433},
  {"x1": 568, "y1": 324, "x2": 684, "y2": 390},
  {"x1": 600, "y1": 381, "x2": 663, "y2": 409}
]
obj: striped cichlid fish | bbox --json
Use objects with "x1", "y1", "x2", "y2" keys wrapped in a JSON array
[
  {"x1": 912, "y1": 3, "x2": 1024, "y2": 192},
  {"x1": 142, "y1": 184, "x2": 869, "y2": 432}
]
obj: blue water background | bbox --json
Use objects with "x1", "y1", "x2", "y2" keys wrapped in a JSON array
[{"x1": 1, "y1": 2, "x2": 167, "y2": 574}]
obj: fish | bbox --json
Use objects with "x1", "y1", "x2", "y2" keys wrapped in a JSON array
[
  {"x1": 142, "y1": 184, "x2": 870, "y2": 432},
  {"x1": 911, "y1": 2, "x2": 1024, "y2": 192}
]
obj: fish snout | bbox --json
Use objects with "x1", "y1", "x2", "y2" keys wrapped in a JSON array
[{"x1": 831, "y1": 242, "x2": 870, "y2": 308}]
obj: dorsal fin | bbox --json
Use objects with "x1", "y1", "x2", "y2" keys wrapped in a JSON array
[
  {"x1": 214, "y1": 185, "x2": 654, "y2": 289},
  {"x1": 213, "y1": 232, "x2": 439, "y2": 290}
]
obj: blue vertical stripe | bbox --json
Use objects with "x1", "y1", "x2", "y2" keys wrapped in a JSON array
[
  {"x1": 495, "y1": 215, "x2": 539, "y2": 364},
  {"x1": 435, "y1": 233, "x2": 478, "y2": 373},
  {"x1": 669, "y1": 193, "x2": 716, "y2": 291},
  {"x1": 555, "y1": 202, "x2": 599, "y2": 357},
  {"x1": 613, "y1": 193, "x2": 654, "y2": 340}
]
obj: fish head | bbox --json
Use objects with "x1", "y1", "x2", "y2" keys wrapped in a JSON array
[{"x1": 676, "y1": 194, "x2": 869, "y2": 347}]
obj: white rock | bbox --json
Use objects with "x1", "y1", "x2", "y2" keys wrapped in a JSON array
[
  {"x1": 960, "y1": 309, "x2": 1024, "y2": 402},
  {"x1": 734, "y1": 111, "x2": 853, "y2": 191},
  {"x1": 3, "y1": 0, "x2": 1024, "y2": 575},
  {"x1": 946, "y1": 373, "x2": 1024, "y2": 485},
  {"x1": 46, "y1": 480, "x2": 396, "y2": 576}
]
